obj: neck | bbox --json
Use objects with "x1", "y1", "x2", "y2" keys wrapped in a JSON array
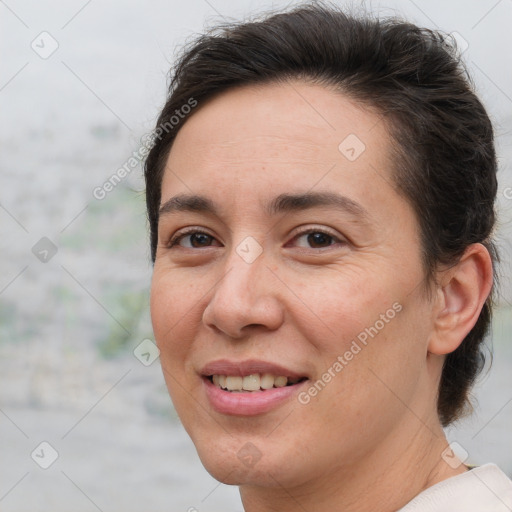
[{"x1": 239, "y1": 415, "x2": 467, "y2": 512}]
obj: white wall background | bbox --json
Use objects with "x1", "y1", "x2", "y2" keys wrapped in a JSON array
[{"x1": 1, "y1": 1, "x2": 511, "y2": 511}]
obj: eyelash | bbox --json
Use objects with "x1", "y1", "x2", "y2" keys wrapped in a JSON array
[
  {"x1": 289, "y1": 228, "x2": 345, "y2": 249},
  {"x1": 166, "y1": 226, "x2": 345, "y2": 250},
  {"x1": 167, "y1": 227, "x2": 217, "y2": 249}
]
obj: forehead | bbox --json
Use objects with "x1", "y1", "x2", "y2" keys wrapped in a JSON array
[
  {"x1": 169, "y1": 80, "x2": 388, "y2": 163},
  {"x1": 161, "y1": 80, "x2": 398, "y2": 220}
]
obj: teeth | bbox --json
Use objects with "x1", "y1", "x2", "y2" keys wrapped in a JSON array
[
  {"x1": 226, "y1": 376, "x2": 243, "y2": 391},
  {"x1": 274, "y1": 376, "x2": 288, "y2": 388},
  {"x1": 243, "y1": 374, "x2": 261, "y2": 391},
  {"x1": 260, "y1": 373, "x2": 275, "y2": 389},
  {"x1": 211, "y1": 373, "x2": 298, "y2": 391}
]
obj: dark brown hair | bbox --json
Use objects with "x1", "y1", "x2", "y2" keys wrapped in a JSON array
[{"x1": 144, "y1": 2, "x2": 498, "y2": 426}]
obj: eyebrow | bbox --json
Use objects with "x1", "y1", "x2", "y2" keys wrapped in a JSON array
[
  {"x1": 266, "y1": 191, "x2": 369, "y2": 219},
  {"x1": 158, "y1": 191, "x2": 370, "y2": 221},
  {"x1": 159, "y1": 194, "x2": 216, "y2": 217}
]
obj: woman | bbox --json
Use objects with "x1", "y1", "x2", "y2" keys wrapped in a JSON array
[{"x1": 144, "y1": 3, "x2": 512, "y2": 510}]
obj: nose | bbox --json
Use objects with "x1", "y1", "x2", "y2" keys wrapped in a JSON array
[{"x1": 202, "y1": 248, "x2": 285, "y2": 339}]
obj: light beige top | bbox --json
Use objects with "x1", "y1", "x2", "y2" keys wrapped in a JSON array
[{"x1": 398, "y1": 464, "x2": 512, "y2": 512}]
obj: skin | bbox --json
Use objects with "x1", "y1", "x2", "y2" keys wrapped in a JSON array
[{"x1": 150, "y1": 80, "x2": 493, "y2": 511}]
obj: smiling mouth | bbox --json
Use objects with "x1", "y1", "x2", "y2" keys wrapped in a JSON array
[{"x1": 207, "y1": 373, "x2": 308, "y2": 392}]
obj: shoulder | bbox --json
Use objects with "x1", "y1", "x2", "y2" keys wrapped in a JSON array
[{"x1": 398, "y1": 464, "x2": 512, "y2": 512}]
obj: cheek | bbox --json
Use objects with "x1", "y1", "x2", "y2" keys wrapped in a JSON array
[
  {"x1": 287, "y1": 265, "x2": 397, "y2": 352},
  {"x1": 150, "y1": 270, "x2": 207, "y2": 422},
  {"x1": 290, "y1": 266, "x2": 429, "y2": 409},
  {"x1": 323, "y1": 294, "x2": 430, "y2": 415},
  {"x1": 149, "y1": 268, "x2": 205, "y2": 363}
]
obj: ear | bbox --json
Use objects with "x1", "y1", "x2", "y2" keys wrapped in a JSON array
[{"x1": 428, "y1": 243, "x2": 493, "y2": 355}]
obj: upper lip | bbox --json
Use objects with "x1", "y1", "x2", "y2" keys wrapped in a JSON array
[{"x1": 200, "y1": 359, "x2": 308, "y2": 379}]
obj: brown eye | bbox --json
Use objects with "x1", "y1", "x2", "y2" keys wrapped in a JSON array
[
  {"x1": 306, "y1": 232, "x2": 334, "y2": 248},
  {"x1": 169, "y1": 230, "x2": 220, "y2": 249},
  {"x1": 188, "y1": 233, "x2": 214, "y2": 247},
  {"x1": 292, "y1": 229, "x2": 343, "y2": 249}
]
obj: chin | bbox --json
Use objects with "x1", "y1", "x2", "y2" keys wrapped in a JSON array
[{"x1": 191, "y1": 432, "x2": 311, "y2": 488}]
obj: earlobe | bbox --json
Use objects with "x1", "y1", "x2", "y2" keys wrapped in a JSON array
[{"x1": 428, "y1": 243, "x2": 493, "y2": 356}]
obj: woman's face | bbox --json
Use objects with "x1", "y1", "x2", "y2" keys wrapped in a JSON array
[{"x1": 151, "y1": 81, "x2": 441, "y2": 488}]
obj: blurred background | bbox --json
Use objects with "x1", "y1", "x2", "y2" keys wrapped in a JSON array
[{"x1": 0, "y1": 0, "x2": 511, "y2": 510}]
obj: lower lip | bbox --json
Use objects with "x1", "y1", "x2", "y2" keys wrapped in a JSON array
[{"x1": 203, "y1": 377, "x2": 307, "y2": 416}]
